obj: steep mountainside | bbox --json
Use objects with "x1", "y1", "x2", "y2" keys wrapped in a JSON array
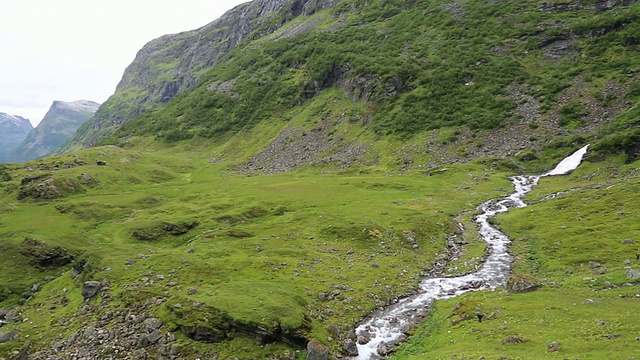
[
  {"x1": 8, "y1": 100, "x2": 99, "y2": 162},
  {"x1": 96, "y1": 0, "x2": 640, "y2": 170},
  {"x1": 0, "y1": 113, "x2": 32, "y2": 163},
  {"x1": 54, "y1": 0, "x2": 339, "y2": 154}
]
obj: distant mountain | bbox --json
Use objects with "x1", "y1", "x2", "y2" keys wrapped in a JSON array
[
  {"x1": 8, "y1": 100, "x2": 100, "y2": 162},
  {"x1": 0, "y1": 113, "x2": 33, "y2": 163}
]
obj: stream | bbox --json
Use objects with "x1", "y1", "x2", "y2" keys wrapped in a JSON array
[{"x1": 353, "y1": 145, "x2": 590, "y2": 359}]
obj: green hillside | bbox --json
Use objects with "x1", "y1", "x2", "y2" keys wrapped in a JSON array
[
  {"x1": 1, "y1": 0, "x2": 640, "y2": 359},
  {"x1": 105, "y1": 0, "x2": 639, "y2": 153}
]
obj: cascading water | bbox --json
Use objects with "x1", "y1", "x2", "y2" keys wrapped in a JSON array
[{"x1": 353, "y1": 145, "x2": 589, "y2": 359}]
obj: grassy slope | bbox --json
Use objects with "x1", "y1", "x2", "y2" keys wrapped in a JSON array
[
  {"x1": 391, "y1": 157, "x2": 640, "y2": 359},
  {"x1": 0, "y1": 142, "x2": 514, "y2": 358}
]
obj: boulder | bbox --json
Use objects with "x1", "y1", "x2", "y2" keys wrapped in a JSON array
[
  {"x1": 343, "y1": 338, "x2": 358, "y2": 356},
  {"x1": 143, "y1": 318, "x2": 163, "y2": 333},
  {"x1": 502, "y1": 334, "x2": 526, "y2": 344},
  {"x1": 592, "y1": 268, "x2": 607, "y2": 275},
  {"x1": 327, "y1": 324, "x2": 341, "y2": 339},
  {"x1": 547, "y1": 341, "x2": 561, "y2": 352},
  {"x1": 357, "y1": 334, "x2": 371, "y2": 345},
  {"x1": 81, "y1": 280, "x2": 109, "y2": 301},
  {"x1": 377, "y1": 341, "x2": 389, "y2": 356},
  {"x1": 626, "y1": 269, "x2": 640, "y2": 280},
  {"x1": 306, "y1": 339, "x2": 329, "y2": 360},
  {"x1": 506, "y1": 273, "x2": 541, "y2": 293},
  {"x1": 0, "y1": 330, "x2": 17, "y2": 343},
  {"x1": 146, "y1": 329, "x2": 164, "y2": 344}
]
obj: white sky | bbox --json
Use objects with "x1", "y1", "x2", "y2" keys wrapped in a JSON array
[{"x1": 0, "y1": 0, "x2": 248, "y2": 126}]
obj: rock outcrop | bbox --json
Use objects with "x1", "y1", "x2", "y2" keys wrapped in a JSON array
[{"x1": 18, "y1": 238, "x2": 74, "y2": 270}]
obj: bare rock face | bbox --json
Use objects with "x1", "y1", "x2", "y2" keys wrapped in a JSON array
[{"x1": 57, "y1": 0, "x2": 340, "y2": 153}]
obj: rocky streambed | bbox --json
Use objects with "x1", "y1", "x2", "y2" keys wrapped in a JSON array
[{"x1": 352, "y1": 145, "x2": 590, "y2": 359}]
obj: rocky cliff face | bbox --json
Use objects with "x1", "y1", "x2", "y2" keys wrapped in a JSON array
[
  {"x1": 8, "y1": 101, "x2": 100, "y2": 163},
  {"x1": 0, "y1": 113, "x2": 33, "y2": 163},
  {"x1": 55, "y1": 0, "x2": 339, "y2": 153}
]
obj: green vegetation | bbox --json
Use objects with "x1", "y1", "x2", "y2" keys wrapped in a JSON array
[
  {"x1": 391, "y1": 157, "x2": 640, "y2": 359},
  {"x1": 3, "y1": 0, "x2": 640, "y2": 358},
  {"x1": 96, "y1": 0, "x2": 639, "y2": 145},
  {"x1": 0, "y1": 145, "x2": 513, "y2": 358}
]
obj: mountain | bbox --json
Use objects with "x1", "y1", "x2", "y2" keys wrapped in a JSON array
[
  {"x1": 53, "y1": 0, "x2": 339, "y2": 154},
  {"x1": 8, "y1": 100, "x2": 100, "y2": 163},
  {"x1": 0, "y1": 113, "x2": 33, "y2": 163},
  {"x1": 62, "y1": 0, "x2": 639, "y2": 167},
  {"x1": 1, "y1": 0, "x2": 640, "y2": 359}
]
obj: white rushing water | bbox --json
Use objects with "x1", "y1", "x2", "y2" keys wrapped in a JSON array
[{"x1": 353, "y1": 145, "x2": 589, "y2": 359}]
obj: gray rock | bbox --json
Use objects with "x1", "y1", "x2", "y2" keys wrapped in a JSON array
[
  {"x1": 81, "y1": 281, "x2": 103, "y2": 300},
  {"x1": 506, "y1": 274, "x2": 541, "y2": 292},
  {"x1": 344, "y1": 338, "x2": 358, "y2": 356},
  {"x1": 132, "y1": 348, "x2": 147, "y2": 359},
  {"x1": 547, "y1": 341, "x2": 561, "y2": 352},
  {"x1": 0, "y1": 330, "x2": 17, "y2": 343},
  {"x1": 143, "y1": 318, "x2": 163, "y2": 333},
  {"x1": 377, "y1": 341, "x2": 389, "y2": 356},
  {"x1": 588, "y1": 261, "x2": 602, "y2": 269},
  {"x1": 306, "y1": 339, "x2": 329, "y2": 360},
  {"x1": 622, "y1": 238, "x2": 634, "y2": 244},
  {"x1": 357, "y1": 334, "x2": 371, "y2": 345},
  {"x1": 4, "y1": 310, "x2": 21, "y2": 323},
  {"x1": 626, "y1": 269, "x2": 640, "y2": 280},
  {"x1": 166, "y1": 332, "x2": 176, "y2": 343},
  {"x1": 592, "y1": 268, "x2": 607, "y2": 275},
  {"x1": 147, "y1": 329, "x2": 164, "y2": 344},
  {"x1": 502, "y1": 334, "x2": 525, "y2": 344},
  {"x1": 327, "y1": 324, "x2": 341, "y2": 339}
]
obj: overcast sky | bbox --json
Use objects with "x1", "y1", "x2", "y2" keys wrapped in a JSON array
[{"x1": 0, "y1": 0, "x2": 248, "y2": 126}]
